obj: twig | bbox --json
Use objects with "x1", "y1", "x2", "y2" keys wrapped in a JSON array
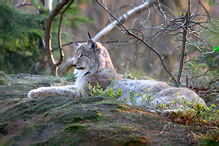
[{"x1": 198, "y1": 0, "x2": 211, "y2": 22}]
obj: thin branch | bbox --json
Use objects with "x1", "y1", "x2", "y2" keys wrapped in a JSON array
[
  {"x1": 198, "y1": 0, "x2": 211, "y2": 22},
  {"x1": 56, "y1": 0, "x2": 74, "y2": 67}
]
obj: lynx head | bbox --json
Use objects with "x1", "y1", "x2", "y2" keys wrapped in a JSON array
[{"x1": 73, "y1": 39, "x2": 100, "y2": 76}]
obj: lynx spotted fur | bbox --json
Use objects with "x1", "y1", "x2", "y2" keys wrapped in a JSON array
[{"x1": 28, "y1": 39, "x2": 206, "y2": 112}]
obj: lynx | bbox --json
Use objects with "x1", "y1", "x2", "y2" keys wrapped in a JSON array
[{"x1": 28, "y1": 39, "x2": 206, "y2": 112}]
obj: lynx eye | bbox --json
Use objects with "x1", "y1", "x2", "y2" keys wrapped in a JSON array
[{"x1": 79, "y1": 54, "x2": 84, "y2": 58}]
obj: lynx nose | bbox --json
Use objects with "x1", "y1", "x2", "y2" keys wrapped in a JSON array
[{"x1": 72, "y1": 64, "x2": 76, "y2": 68}]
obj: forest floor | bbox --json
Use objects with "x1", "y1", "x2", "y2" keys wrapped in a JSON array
[{"x1": 0, "y1": 73, "x2": 218, "y2": 145}]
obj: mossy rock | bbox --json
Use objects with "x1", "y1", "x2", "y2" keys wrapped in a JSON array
[{"x1": 0, "y1": 74, "x2": 218, "y2": 145}]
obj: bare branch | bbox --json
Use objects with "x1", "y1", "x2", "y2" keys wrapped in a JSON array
[
  {"x1": 198, "y1": 0, "x2": 211, "y2": 22},
  {"x1": 45, "y1": 0, "x2": 74, "y2": 76},
  {"x1": 96, "y1": 0, "x2": 179, "y2": 86}
]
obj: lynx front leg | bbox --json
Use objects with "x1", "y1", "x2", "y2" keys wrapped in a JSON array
[{"x1": 27, "y1": 86, "x2": 85, "y2": 99}]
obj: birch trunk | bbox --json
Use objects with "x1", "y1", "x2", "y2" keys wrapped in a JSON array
[{"x1": 44, "y1": 0, "x2": 53, "y2": 11}]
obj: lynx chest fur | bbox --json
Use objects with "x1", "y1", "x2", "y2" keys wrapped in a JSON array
[{"x1": 28, "y1": 39, "x2": 206, "y2": 112}]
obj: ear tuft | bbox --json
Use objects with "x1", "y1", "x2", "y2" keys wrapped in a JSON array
[
  {"x1": 87, "y1": 39, "x2": 97, "y2": 51},
  {"x1": 88, "y1": 32, "x2": 91, "y2": 39}
]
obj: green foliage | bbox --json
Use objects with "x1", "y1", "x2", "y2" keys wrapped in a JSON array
[
  {"x1": 137, "y1": 89, "x2": 156, "y2": 107},
  {"x1": 51, "y1": 3, "x2": 92, "y2": 48},
  {"x1": 206, "y1": 0, "x2": 216, "y2": 6},
  {"x1": 129, "y1": 90, "x2": 136, "y2": 104},
  {"x1": 166, "y1": 95, "x2": 219, "y2": 127},
  {"x1": 173, "y1": 56, "x2": 218, "y2": 88},
  {"x1": 88, "y1": 80, "x2": 123, "y2": 99},
  {"x1": 176, "y1": 19, "x2": 219, "y2": 88},
  {"x1": 205, "y1": 20, "x2": 219, "y2": 46},
  {"x1": 0, "y1": 4, "x2": 44, "y2": 74},
  {"x1": 185, "y1": 57, "x2": 217, "y2": 88},
  {"x1": 167, "y1": 99, "x2": 219, "y2": 143},
  {"x1": 0, "y1": 2, "x2": 91, "y2": 74}
]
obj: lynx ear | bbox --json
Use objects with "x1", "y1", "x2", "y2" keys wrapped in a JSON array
[{"x1": 87, "y1": 39, "x2": 97, "y2": 51}]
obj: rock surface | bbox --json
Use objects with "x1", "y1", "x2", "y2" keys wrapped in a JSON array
[{"x1": 0, "y1": 74, "x2": 217, "y2": 145}]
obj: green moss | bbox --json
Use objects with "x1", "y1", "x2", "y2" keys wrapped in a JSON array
[
  {"x1": 110, "y1": 108, "x2": 118, "y2": 113},
  {"x1": 72, "y1": 117, "x2": 84, "y2": 122},
  {"x1": 198, "y1": 137, "x2": 219, "y2": 146},
  {"x1": 79, "y1": 96, "x2": 104, "y2": 104},
  {"x1": 44, "y1": 111, "x2": 50, "y2": 117},
  {"x1": 14, "y1": 124, "x2": 39, "y2": 141},
  {"x1": 0, "y1": 122, "x2": 8, "y2": 134},
  {"x1": 57, "y1": 109, "x2": 101, "y2": 124},
  {"x1": 124, "y1": 135, "x2": 149, "y2": 145},
  {"x1": 118, "y1": 104, "x2": 130, "y2": 111},
  {"x1": 94, "y1": 99, "x2": 119, "y2": 105},
  {"x1": 63, "y1": 124, "x2": 91, "y2": 132},
  {"x1": 0, "y1": 139, "x2": 11, "y2": 146}
]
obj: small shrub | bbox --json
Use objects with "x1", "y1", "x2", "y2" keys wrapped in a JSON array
[{"x1": 88, "y1": 82, "x2": 123, "y2": 99}]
